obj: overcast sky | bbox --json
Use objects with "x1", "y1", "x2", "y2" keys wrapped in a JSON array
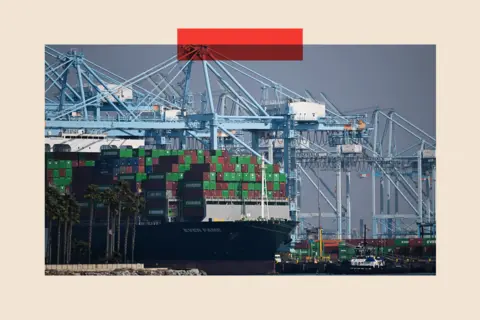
[{"x1": 47, "y1": 45, "x2": 436, "y2": 236}]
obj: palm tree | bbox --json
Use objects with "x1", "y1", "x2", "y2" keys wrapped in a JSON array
[
  {"x1": 45, "y1": 186, "x2": 62, "y2": 264},
  {"x1": 131, "y1": 193, "x2": 145, "y2": 262},
  {"x1": 84, "y1": 184, "x2": 101, "y2": 264},
  {"x1": 115, "y1": 181, "x2": 132, "y2": 254},
  {"x1": 66, "y1": 194, "x2": 80, "y2": 264},
  {"x1": 100, "y1": 188, "x2": 117, "y2": 260},
  {"x1": 56, "y1": 196, "x2": 67, "y2": 264}
]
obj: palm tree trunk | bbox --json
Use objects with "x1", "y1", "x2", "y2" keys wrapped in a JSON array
[
  {"x1": 56, "y1": 222, "x2": 61, "y2": 264},
  {"x1": 117, "y1": 202, "x2": 121, "y2": 253},
  {"x1": 131, "y1": 212, "x2": 138, "y2": 262},
  {"x1": 124, "y1": 216, "x2": 130, "y2": 263},
  {"x1": 88, "y1": 200, "x2": 94, "y2": 264},
  {"x1": 68, "y1": 221, "x2": 73, "y2": 263},
  {"x1": 48, "y1": 219, "x2": 53, "y2": 264},
  {"x1": 63, "y1": 221, "x2": 68, "y2": 263},
  {"x1": 106, "y1": 204, "x2": 111, "y2": 260},
  {"x1": 111, "y1": 214, "x2": 116, "y2": 257}
]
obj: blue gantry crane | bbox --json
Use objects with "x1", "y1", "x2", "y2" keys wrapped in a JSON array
[{"x1": 44, "y1": 45, "x2": 436, "y2": 240}]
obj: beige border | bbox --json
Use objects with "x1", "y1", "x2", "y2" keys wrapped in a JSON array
[{"x1": 1, "y1": 0, "x2": 478, "y2": 318}]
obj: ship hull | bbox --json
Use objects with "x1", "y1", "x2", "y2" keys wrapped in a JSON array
[{"x1": 48, "y1": 220, "x2": 297, "y2": 275}]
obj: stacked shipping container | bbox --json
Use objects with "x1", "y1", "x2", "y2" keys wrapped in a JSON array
[{"x1": 45, "y1": 148, "x2": 287, "y2": 222}]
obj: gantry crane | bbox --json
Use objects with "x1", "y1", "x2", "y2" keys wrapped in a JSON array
[{"x1": 44, "y1": 45, "x2": 435, "y2": 240}]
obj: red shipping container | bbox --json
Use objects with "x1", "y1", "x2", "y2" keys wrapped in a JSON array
[
  {"x1": 254, "y1": 191, "x2": 260, "y2": 199},
  {"x1": 152, "y1": 158, "x2": 159, "y2": 165},
  {"x1": 241, "y1": 164, "x2": 248, "y2": 173},
  {"x1": 72, "y1": 160, "x2": 78, "y2": 167},
  {"x1": 65, "y1": 186, "x2": 70, "y2": 193},
  {"x1": 203, "y1": 150, "x2": 210, "y2": 157},
  {"x1": 273, "y1": 191, "x2": 280, "y2": 199},
  {"x1": 242, "y1": 183, "x2": 249, "y2": 190},
  {"x1": 113, "y1": 176, "x2": 118, "y2": 181},
  {"x1": 273, "y1": 164, "x2": 281, "y2": 173},
  {"x1": 205, "y1": 156, "x2": 211, "y2": 163},
  {"x1": 250, "y1": 156, "x2": 257, "y2": 164},
  {"x1": 59, "y1": 169, "x2": 66, "y2": 177},
  {"x1": 172, "y1": 182, "x2": 178, "y2": 190},
  {"x1": 216, "y1": 190, "x2": 222, "y2": 198},
  {"x1": 201, "y1": 172, "x2": 210, "y2": 181},
  {"x1": 409, "y1": 239, "x2": 423, "y2": 247},
  {"x1": 47, "y1": 177, "x2": 54, "y2": 185},
  {"x1": 248, "y1": 191, "x2": 255, "y2": 198},
  {"x1": 47, "y1": 170, "x2": 53, "y2": 178},
  {"x1": 280, "y1": 183, "x2": 286, "y2": 191},
  {"x1": 178, "y1": 156, "x2": 185, "y2": 164},
  {"x1": 267, "y1": 182, "x2": 273, "y2": 191},
  {"x1": 217, "y1": 173, "x2": 224, "y2": 181},
  {"x1": 79, "y1": 161, "x2": 85, "y2": 167},
  {"x1": 221, "y1": 150, "x2": 228, "y2": 156},
  {"x1": 171, "y1": 189, "x2": 177, "y2": 197},
  {"x1": 255, "y1": 174, "x2": 261, "y2": 182},
  {"x1": 172, "y1": 164, "x2": 179, "y2": 172},
  {"x1": 228, "y1": 190, "x2": 235, "y2": 198},
  {"x1": 138, "y1": 166, "x2": 145, "y2": 173},
  {"x1": 166, "y1": 181, "x2": 174, "y2": 190},
  {"x1": 126, "y1": 166, "x2": 133, "y2": 174},
  {"x1": 217, "y1": 157, "x2": 225, "y2": 164}
]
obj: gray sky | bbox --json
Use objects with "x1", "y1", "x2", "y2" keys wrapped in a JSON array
[{"x1": 47, "y1": 45, "x2": 436, "y2": 235}]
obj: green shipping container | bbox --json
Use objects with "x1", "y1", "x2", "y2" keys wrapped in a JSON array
[
  {"x1": 209, "y1": 172, "x2": 216, "y2": 181},
  {"x1": 185, "y1": 155, "x2": 192, "y2": 164},
  {"x1": 230, "y1": 157, "x2": 238, "y2": 164},
  {"x1": 171, "y1": 150, "x2": 178, "y2": 156},
  {"x1": 273, "y1": 174, "x2": 280, "y2": 182},
  {"x1": 216, "y1": 164, "x2": 223, "y2": 172},
  {"x1": 138, "y1": 148, "x2": 145, "y2": 157},
  {"x1": 242, "y1": 191, "x2": 249, "y2": 199},
  {"x1": 248, "y1": 183, "x2": 255, "y2": 191},
  {"x1": 423, "y1": 239, "x2": 436, "y2": 246},
  {"x1": 395, "y1": 239, "x2": 410, "y2": 247},
  {"x1": 222, "y1": 190, "x2": 229, "y2": 198},
  {"x1": 197, "y1": 150, "x2": 204, "y2": 156},
  {"x1": 267, "y1": 191, "x2": 273, "y2": 199},
  {"x1": 136, "y1": 173, "x2": 147, "y2": 182},
  {"x1": 210, "y1": 156, "x2": 218, "y2": 164},
  {"x1": 266, "y1": 173, "x2": 273, "y2": 181},
  {"x1": 145, "y1": 157, "x2": 153, "y2": 166},
  {"x1": 166, "y1": 173, "x2": 179, "y2": 181},
  {"x1": 65, "y1": 169, "x2": 72, "y2": 177},
  {"x1": 53, "y1": 170, "x2": 60, "y2": 178},
  {"x1": 235, "y1": 164, "x2": 241, "y2": 172},
  {"x1": 254, "y1": 183, "x2": 262, "y2": 191},
  {"x1": 120, "y1": 149, "x2": 133, "y2": 158},
  {"x1": 273, "y1": 182, "x2": 280, "y2": 191},
  {"x1": 197, "y1": 156, "x2": 205, "y2": 164},
  {"x1": 209, "y1": 182, "x2": 217, "y2": 190},
  {"x1": 279, "y1": 174, "x2": 287, "y2": 183}
]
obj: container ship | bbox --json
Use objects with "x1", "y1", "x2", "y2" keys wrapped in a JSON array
[{"x1": 45, "y1": 142, "x2": 297, "y2": 275}]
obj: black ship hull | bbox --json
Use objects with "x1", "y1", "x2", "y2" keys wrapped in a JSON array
[{"x1": 48, "y1": 220, "x2": 297, "y2": 275}]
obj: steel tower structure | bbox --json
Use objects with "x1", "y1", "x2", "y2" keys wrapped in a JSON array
[{"x1": 44, "y1": 45, "x2": 436, "y2": 240}]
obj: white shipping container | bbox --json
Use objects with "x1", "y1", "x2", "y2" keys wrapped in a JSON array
[
  {"x1": 265, "y1": 101, "x2": 326, "y2": 121},
  {"x1": 164, "y1": 109, "x2": 182, "y2": 121},
  {"x1": 422, "y1": 149, "x2": 436, "y2": 158},
  {"x1": 259, "y1": 138, "x2": 310, "y2": 150},
  {"x1": 97, "y1": 83, "x2": 133, "y2": 103},
  {"x1": 338, "y1": 144, "x2": 363, "y2": 154}
]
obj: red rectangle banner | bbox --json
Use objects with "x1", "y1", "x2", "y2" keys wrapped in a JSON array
[{"x1": 177, "y1": 28, "x2": 303, "y2": 61}]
